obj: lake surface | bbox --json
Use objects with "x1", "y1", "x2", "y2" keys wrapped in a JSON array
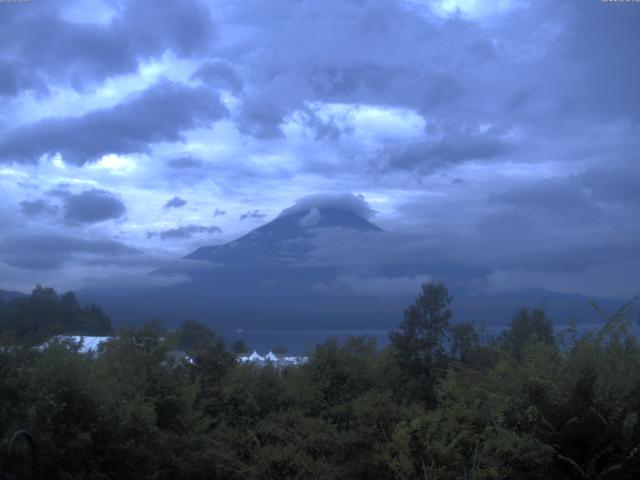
[
  {"x1": 222, "y1": 321, "x2": 640, "y2": 355},
  {"x1": 223, "y1": 328, "x2": 391, "y2": 355}
]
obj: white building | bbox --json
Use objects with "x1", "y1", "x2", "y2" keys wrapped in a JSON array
[
  {"x1": 40, "y1": 335, "x2": 114, "y2": 354},
  {"x1": 238, "y1": 350, "x2": 308, "y2": 367},
  {"x1": 38, "y1": 338, "x2": 309, "y2": 367}
]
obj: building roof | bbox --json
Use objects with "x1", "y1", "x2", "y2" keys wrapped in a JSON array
[
  {"x1": 43, "y1": 335, "x2": 114, "y2": 354},
  {"x1": 248, "y1": 350, "x2": 264, "y2": 361},
  {"x1": 264, "y1": 350, "x2": 279, "y2": 362}
]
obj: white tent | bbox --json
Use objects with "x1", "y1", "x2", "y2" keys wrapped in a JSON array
[
  {"x1": 264, "y1": 351, "x2": 279, "y2": 362},
  {"x1": 248, "y1": 350, "x2": 264, "y2": 362},
  {"x1": 236, "y1": 351, "x2": 308, "y2": 366}
]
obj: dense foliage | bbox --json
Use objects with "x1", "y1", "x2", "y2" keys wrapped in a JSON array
[
  {"x1": 0, "y1": 286, "x2": 112, "y2": 345},
  {"x1": 1, "y1": 283, "x2": 639, "y2": 479}
]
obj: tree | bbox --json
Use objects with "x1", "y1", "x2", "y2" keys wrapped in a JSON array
[
  {"x1": 231, "y1": 340, "x2": 249, "y2": 355},
  {"x1": 449, "y1": 323, "x2": 479, "y2": 364},
  {"x1": 501, "y1": 308, "x2": 554, "y2": 360},
  {"x1": 304, "y1": 336, "x2": 378, "y2": 422},
  {"x1": 0, "y1": 286, "x2": 112, "y2": 344},
  {"x1": 177, "y1": 319, "x2": 216, "y2": 355},
  {"x1": 273, "y1": 345, "x2": 288, "y2": 355},
  {"x1": 390, "y1": 282, "x2": 453, "y2": 359},
  {"x1": 389, "y1": 281, "x2": 453, "y2": 403}
]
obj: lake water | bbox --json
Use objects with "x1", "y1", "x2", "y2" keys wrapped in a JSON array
[
  {"x1": 222, "y1": 321, "x2": 640, "y2": 355},
  {"x1": 223, "y1": 328, "x2": 391, "y2": 355}
]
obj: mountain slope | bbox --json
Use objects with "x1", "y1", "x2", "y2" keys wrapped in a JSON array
[
  {"x1": 185, "y1": 207, "x2": 382, "y2": 265},
  {"x1": 0, "y1": 289, "x2": 28, "y2": 302},
  {"x1": 79, "y1": 203, "x2": 631, "y2": 334}
]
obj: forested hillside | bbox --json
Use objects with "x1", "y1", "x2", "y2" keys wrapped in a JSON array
[
  {"x1": 1, "y1": 283, "x2": 639, "y2": 479},
  {"x1": 0, "y1": 285, "x2": 112, "y2": 345}
]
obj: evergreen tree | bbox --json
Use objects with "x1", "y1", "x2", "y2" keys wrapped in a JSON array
[
  {"x1": 389, "y1": 281, "x2": 453, "y2": 403},
  {"x1": 501, "y1": 307, "x2": 554, "y2": 360}
]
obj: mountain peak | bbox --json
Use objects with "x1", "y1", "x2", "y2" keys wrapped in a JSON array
[
  {"x1": 278, "y1": 193, "x2": 376, "y2": 221},
  {"x1": 264, "y1": 206, "x2": 382, "y2": 233},
  {"x1": 185, "y1": 197, "x2": 381, "y2": 263}
]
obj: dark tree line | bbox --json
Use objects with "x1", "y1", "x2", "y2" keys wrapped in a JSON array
[
  {"x1": 0, "y1": 286, "x2": 112, "y2": 345},
  {"x1": 1, "y1": 283, "x2": 639, "y2": 479}
]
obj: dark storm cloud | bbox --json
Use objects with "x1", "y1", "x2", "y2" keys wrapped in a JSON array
[
  {"x1": 221, "y1": 0, "x2": 489, "y2": 140},
  {"x1": 62, "y1": 189, "x2": 126, "y2": 224},
  {"x1": 19, "y1": 199, "x2": 59, "y2": 217},
  {"x1": 313, "y1": 272, "x2": 432, "y2": 298},
  {"x1": 217, "y1": 0, "x2": 638, "y2": 186},
  {"x1": 578, "y1": 162, "x2": 640, "y2": 207},
  {"x1": 494, "y1": 243, "x2": 640, "y2": 275},
  {"x1": 420, "y1": 73, "x2": 465, "y2": 111},
  {"x1": 309, "y1": 64, "x2": 403, "y2": 99},
  {"x1": 191, "y1": 60, "x2": 243, "y2": 93},
  {"x1": 505, "y1": 87, "x2": 536, "y2": 113},
  {"x1": 239, "y1": 210, "x2": 266, "y2": 221},
  {"x1": 0, "y1": 233, "x2": 138, "y2": 271},
  {"x1": 378, "y1": 129, "x2": 512, "y2": 174},
  {"x1": 473, "y1": 171, "x2": 640, "y2": 274},
  {"x1": 0, "y1": 80, "x2": 228, "y2": 165},
  {"x1": 164, "y1": 196, "x2": 187, "y2": 209},
  {"x1": 0, "y1": 60, "x2": 19, "y2": 97},
  {"x1": 166, "y1": 156, "x2": 204, "y2": 169},
  {"x1": 146, "y1": 225, "x2": 221, "y2": 240},
  {"x1": 299, "y1": 206, "x2": 640, "y2": 281},
  {"x1": 236, "y1": 100, "x2": 288, "y2": 139},
  {"x1": 485, "y1": 162, "x2": 640, "y2": 231},
  {"x1": 1, "y1": 0, "x2": 639, "y2": 299},
  {"x1": 476, "y1": 211, "x2": 535, "y2": 239},
  {"x1": 556, "y1": 0, "x2": 640, "y2": 121},
  {"x1": 299, "y1": 108, "x2": 345, "y2": 141},
  {"x1": 488, "y1": 178, "x2": 600, "y2": 221},
  {"x1": 0, "y1": 0, "x2": 215, "y2": 95},
  {"x1": 466, "y1": 39, "x2": 496, "y2": 64},
  {"x1": 297, "y1": 227, "x2": 490, "y2": 291}
]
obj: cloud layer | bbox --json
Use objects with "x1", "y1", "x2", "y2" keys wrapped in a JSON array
[
  {"x1": 62, "y1": 189, "x2": 127, "y2": 224},
  {"x1": 280, "y1": 193, "x2": 376, "y2": 220},
  {"x1": 0, "y1": 81, "x2": 227, "y2": 165},
  {"x1": 0, "y1": 0, "x2": 638, "y2": 298}
]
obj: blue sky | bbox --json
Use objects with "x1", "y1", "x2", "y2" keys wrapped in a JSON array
[{"x1": 0, "y1": 0, "x2": 638, "y2": 298}]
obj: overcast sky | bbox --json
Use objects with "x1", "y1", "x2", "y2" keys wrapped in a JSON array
[{"x1": 0, "y1": 0, "x2": 638, "y2": 298}]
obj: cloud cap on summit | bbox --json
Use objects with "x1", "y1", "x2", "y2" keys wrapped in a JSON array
[{"x1": 279, "y1": 193, "x2": 376, "y2": 220}]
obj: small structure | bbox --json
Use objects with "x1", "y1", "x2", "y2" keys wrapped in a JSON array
[
  {"x1": 248, "y1": 350, "x2": 264, "y2": 362},
  {"x1": 282, "y1": 356, "x2": 307, "y2": 366},
  {"x1": 238, "y1": 349, "x2": 308, "y2": 367},
  {"x1": 39, "y1": 336, "x2": 196, "y2": 364},
  {"x1": 264, "y1": 350, "x2": 279, "y2": 362},
  {"x1": 38, "y1": 338, "x2": 309, "y2": 368},
  {"x1": 40, "y1": 335, "x2": 114, "y2": 354}
]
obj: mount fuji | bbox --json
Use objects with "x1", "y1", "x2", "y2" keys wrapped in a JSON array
[
  {"x1": 185, "y1": 205, "x2": 382, "y2": 265},
  {"x1": 79, "y1": 196, "x2": 626, "y2": 336}
]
